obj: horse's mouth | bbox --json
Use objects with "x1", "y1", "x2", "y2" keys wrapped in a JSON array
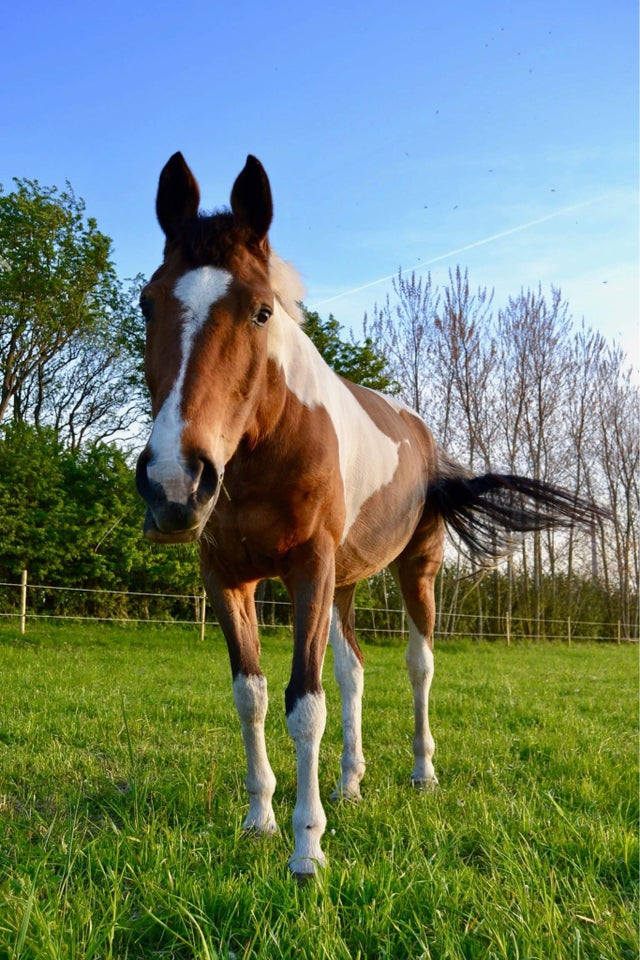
[{"x1": 142, "y1": 508, "x2": 202, "y2": 544}]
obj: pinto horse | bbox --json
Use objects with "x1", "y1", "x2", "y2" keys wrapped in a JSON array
[{"x1": 136, "y1": 153, "x2": 600, "y2": 879}]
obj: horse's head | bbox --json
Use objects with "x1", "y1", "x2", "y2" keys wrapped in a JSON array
[{"x1": 136, "y1": 153, "x2": 277, "y2": 542}]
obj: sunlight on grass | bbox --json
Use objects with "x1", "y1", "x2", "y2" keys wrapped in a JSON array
[{"x1": 0, "y1": 622, "x2": 637, "y2": 958}]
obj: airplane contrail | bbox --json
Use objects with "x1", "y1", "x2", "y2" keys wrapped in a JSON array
[{"x1": 310, "y1": 197, "x2": 603, "y2": 309}]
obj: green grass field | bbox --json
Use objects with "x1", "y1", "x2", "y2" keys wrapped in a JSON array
[{"x1": 0, "y1": 621, "x2": 636, "y2": 959}]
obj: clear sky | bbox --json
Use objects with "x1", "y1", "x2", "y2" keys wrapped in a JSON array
[{"x1": 2, "y1": 0, "x2": 638, "y2": 370}]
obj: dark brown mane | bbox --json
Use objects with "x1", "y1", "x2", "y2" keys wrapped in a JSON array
[{"x1": 174, "y1": 210, "x2": 266, "y2": 268}]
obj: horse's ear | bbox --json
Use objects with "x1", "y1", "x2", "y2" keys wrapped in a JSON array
[
  {"x1": 230, "y1": 155, "x2": 273, "y2": 249},
  {"x1": 156, "y1": 152, "x2": 200, "y2": 242}
]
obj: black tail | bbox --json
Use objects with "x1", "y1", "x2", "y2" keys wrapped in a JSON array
[{"x1": 428, "y1": 460, "x2": 609, "y2": 563}]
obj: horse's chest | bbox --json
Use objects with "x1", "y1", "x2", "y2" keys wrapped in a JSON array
[{"x1": 205, "y1": 468, "x2": 344, "y2": 577}]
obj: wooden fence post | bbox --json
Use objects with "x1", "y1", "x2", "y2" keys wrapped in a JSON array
[
  {"x1": 199, "y1": 589, "x2": 206, "y2": 642},
  {"x1": 505, "y1": 610, "x2": 511, "y2": 646},
  {"x1": 567, "y1": 616, "x2": 571, "y2": 647},
  {"x1": 20, "y1": 569, "x2": 28, "y2": 635}
]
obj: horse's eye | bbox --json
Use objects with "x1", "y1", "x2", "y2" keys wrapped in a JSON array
[
  {"x1": 254, "y1": 307, "x2": 272, "y2": 327},
  {"x1": 139, "y1": 297, "x2": 154, "y2": 323}
]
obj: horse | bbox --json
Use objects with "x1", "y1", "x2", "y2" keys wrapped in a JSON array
[{"x1": 135, "y1": 152, "x2": 602, "y2": 879}]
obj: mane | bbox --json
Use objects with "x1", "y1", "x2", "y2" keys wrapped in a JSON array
[
  {"x1": 174, "y1": 211, "x2": 306, "y2": 327},
  {"x1": 269, "y1": 251, "x2": 306, "y2": 326}
]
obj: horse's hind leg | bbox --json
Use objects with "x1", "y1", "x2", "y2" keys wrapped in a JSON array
[
  {"x1": 330, "y1": 585, "x2": 366, "y2": 800},
  {"x1": 392, "y1": 522, "x2": 444, "y2": 788}
]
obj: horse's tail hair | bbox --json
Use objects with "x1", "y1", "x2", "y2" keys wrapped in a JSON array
[{"x1": 428, "y1": 453, "x2": 610, "y2": 563}]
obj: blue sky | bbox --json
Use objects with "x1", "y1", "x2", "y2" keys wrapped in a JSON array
[{"x1": 2, "y1": 0, "x2": 638, "y2": 368}]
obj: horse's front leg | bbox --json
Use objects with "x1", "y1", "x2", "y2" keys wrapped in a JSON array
[
  {"x1": 284, "y1": 542, "x2": 336, "y2": 879},
  {"x1": 203, "y1": 575, "x2": 277, "y2": 835},
  {"x1": 233, "y1": 672, "x2": 278, "y2": 834}
]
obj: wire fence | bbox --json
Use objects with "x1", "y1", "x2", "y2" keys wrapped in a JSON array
[{"x1": 0, "y1": 574, "x2": 635, "y2": 644}]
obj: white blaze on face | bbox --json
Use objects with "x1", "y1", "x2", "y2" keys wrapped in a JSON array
[
  {"x1": 268, "y1": 303, "x2": 400, "y2": 540},
  {"x1": 147, "y1": 267, "x2": 232, "y2": 500}
]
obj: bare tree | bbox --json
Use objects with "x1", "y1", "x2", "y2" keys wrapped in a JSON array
[
  {"x1": 435, "y1": 267, "x2": 496, "y2": 469},
  {"x1": 561, "y1": 324, "x2": 609, "y2": 617},
  {"x1": 363, "y1": 265, "x2": 636, "y2": 636},
  {"x1": 364, "y1": 270, "x2": 440, "y2": 419},
  {"x1": 591, "y1": 346, "x2": 640, "y2": 636}
]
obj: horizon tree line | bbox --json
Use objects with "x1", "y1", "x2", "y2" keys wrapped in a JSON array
[{"x1": 0, "y1": 177, "x2": 637, "y2": 637}]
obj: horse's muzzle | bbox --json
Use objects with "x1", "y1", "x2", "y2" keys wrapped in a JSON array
[{"x1": 135, "y1": 450, "x2": 221, "y2": 543}]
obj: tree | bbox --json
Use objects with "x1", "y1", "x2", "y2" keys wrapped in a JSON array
[
  {"x1": 361, "y1": 265, "x2": 638, "y2": 635},
  {"x1": 0, "y1": 178, "x2": 145, "y2": 446},
  {"x1": 0, "y1": 422, "x2": 201, "y2": 619},
  {"x1": 434, "y1": 267, "x2": 496, "y2": 468},
  {"x1": 589, "y1": 346, "x2": 640, "y2": 636},
  {"x1": 0, "y1": 423, "x2": 70, "y2": 584},
  {"x1": 363, "y1": 270, "x2": 440, "y2": 417}
]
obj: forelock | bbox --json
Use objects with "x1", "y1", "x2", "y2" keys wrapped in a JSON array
[
  {"x1": 174, "y1": 210, "x2": 251, "y2": 268},
  {"x1": 168, "y1": 212, "x2": 306, "y2": 326}
]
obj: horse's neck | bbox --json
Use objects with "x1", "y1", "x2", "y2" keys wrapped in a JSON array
[{"x1": 266, "y1": 303, "x2": 340, "y2": 410}]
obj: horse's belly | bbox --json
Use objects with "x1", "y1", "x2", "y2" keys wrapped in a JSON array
[{"x1": 334, "y1": 490, "x2": 423, "y2": 585}]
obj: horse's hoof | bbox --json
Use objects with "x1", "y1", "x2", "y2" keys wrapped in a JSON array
[
  {"x1": 242, "y1": 820, "x2": 278, "y2": 837},
  {"x1": 330, "y1": 787, "x2": 362, "y2": 803},
  {"x1": 411, "y1": 776, "x2": 439, "y2": 792},
  {"x1": 293, "y1": 871, "x2": 315, "y2": 887},
  {"x1": 288, "y1": 854, "x2": 325, "y2": 882}
]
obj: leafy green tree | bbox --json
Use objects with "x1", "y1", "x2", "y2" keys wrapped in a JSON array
[
  {"x1": 302, "y1": 307, "x2": 397, "y2": 392},
  {"x1": 0, "y1": 423, "x2": 200, "y2": 618},
  {"x1": 0, "y1": 178, "x2": 145, "y2": 447},
  {"x1": 0, "y1": 423, "x2": 70, "y2": 584}
]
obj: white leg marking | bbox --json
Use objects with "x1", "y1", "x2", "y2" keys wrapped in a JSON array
[
  {"x1": 329, "y1": 608, "x2": 365, "y2": 800},
  {"x1": 405, "y1": 616, "x2": 437, "y2": 786},
  {"x1": 286, "y1": 692, "x2": 327, "y2": 876},
  {"x1": 232, "y1": 674, "x2": 278, "y2": 834}
]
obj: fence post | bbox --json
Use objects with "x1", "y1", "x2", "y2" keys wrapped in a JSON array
[
  {"x1": 199, "y1": 589, "x2": 206, "y2": 642},
  {"x1": 20, "y1": 569, "x2": 28, "y2": 635},
  {"x1": 505, "y1": 610, "x2": 511, "y2": 646},
  {"x1": 567, "y1": 616, "x2": 571, "y2": 647}
]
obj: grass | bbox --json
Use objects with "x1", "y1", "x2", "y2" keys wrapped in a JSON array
[{"x1": 0, "y1": 620, "x2": 636, "y2": 959}]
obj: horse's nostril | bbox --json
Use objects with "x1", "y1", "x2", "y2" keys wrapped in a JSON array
[
  {"x1": 135, "y1": 450, "x2": 152, "y2": 500},
  {"x1": 195, "y1": 456, "x2": 219, "y2": 503},
  {"x1": 186, "y1": 454, "x2": 219, "y2": 505}
]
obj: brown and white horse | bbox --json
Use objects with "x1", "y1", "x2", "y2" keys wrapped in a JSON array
[{"x1": 136, "y1": 153, "x2": 601, "y2": 879}]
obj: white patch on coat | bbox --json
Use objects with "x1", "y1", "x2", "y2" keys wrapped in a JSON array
[
  {"x1": 286, "y1": 691, "x2": 327, "y2": 875},
  {"x1": 329, "y1": 607, "x2": 365, "y2": 800},
  {"x1": 232, "y1": 673, "x2": 278, "y2": 834},
  {"x1": 268, "y1": 302, "x2": 400, "y2": 541},
  {"x1": 147, "y1": 267, "x2": 232, "y2": 499},
  {"x1": 405, "y1": 615, "x2": 437, "y2": 785}
]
